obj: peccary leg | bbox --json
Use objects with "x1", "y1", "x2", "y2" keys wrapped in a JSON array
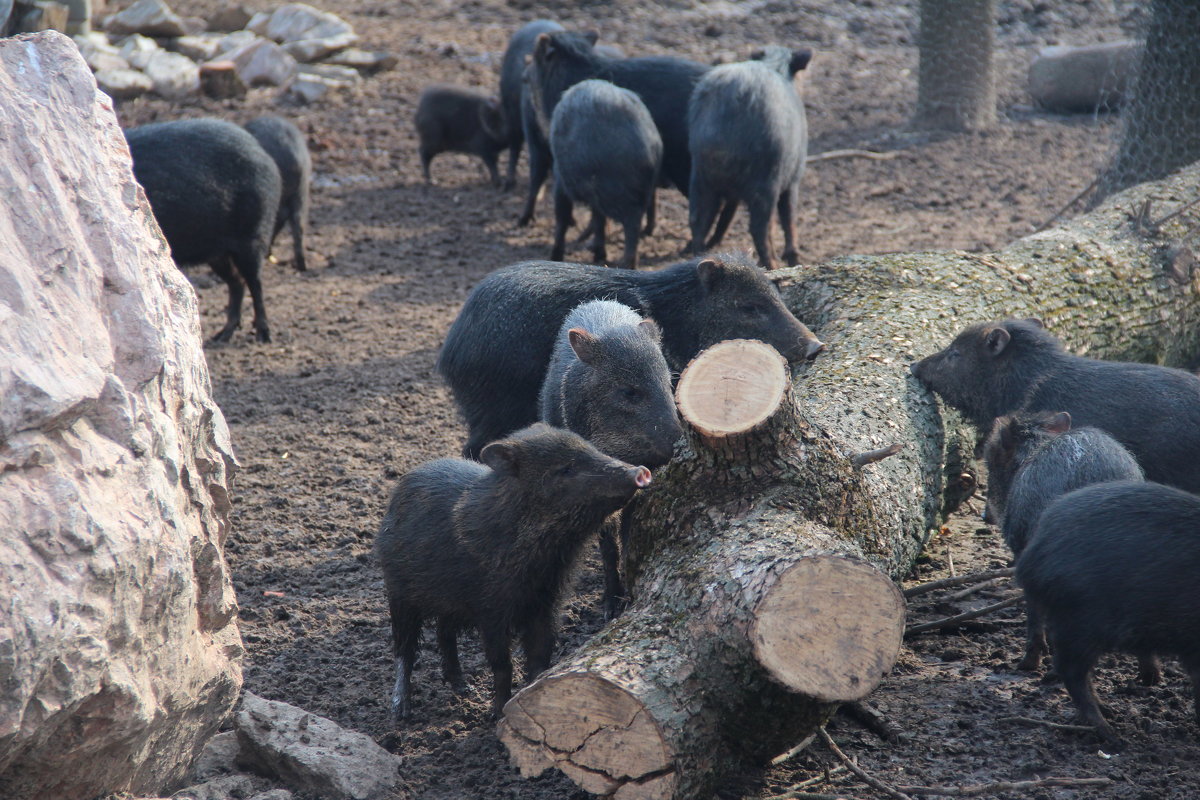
[
  {"x1": 522, "y1": 605, "x2": 556, "y2": 679},
  {"x1": 686, "y1": 181, "x2": 721, "y2": 254},
  {"x1": 706, "y1": 197, "x2": 739, "y2": 250},
  {"x1": 1017, "y1": 605, "x2": 1047, "y2": 671},
  {"x1": 288, "y1": 211, "x2": 307, "y2": 272},
  {"x1": 591, "y1": 212, "x2": 608, "y2": 266},
  {"x1": 483, "y1": 151, "x2": 502, "y2": 188},
  {"x1": 518, "y1": 139, "x2": 551, "y2": 226},
  {"x1": 437, "y1": 619, "x2": 466, "y2": 692},
  {"x1": 619, "y1": 214, "x2": 641, "y2": 270},
  {"x1": 208, "y1": 254, "x2": 244, "y2": 344},
  {"x1": 480, "y1": 622, "x2": 514, "y2": 718},
  {"x1": 505, "y1": 144, "x2": 520, "y2": 191},
  {"x1": 599, "y1": 517, "x2": 625, "y2": 620},
  {"x1": 1052, "y1": 630, "x2": 1119, "y2": 746},
  {"x1": 420, "y1": 147, "x2": 434, "y2": 183},
  {"x1": 388, "y1": 599, "x2": 422, "y2": 724},
  {"x1": 572, "y1": 213, "x2": 599, "y2": 250},
  {"x1": 551, "y1": 184, "x2": 573, "y2": 262},
  {"x1": 1138, "y1": 654, "x2": 1163, "y2": 686},
  {"x1": 747, "y1": 196, "x2": 777, "y2": 270},
  {"x1": 643, "y1": 188, "x2": 657, "y2": 237},
  {"x1": 778, "y1": 183, "x2": 799, "y2": 267},
  {"x1": 233, "y1": 249, "x2": 270, "y2": 343}
]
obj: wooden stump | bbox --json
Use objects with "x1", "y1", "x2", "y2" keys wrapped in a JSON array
[
  {"x1": 199, "y1": 61, "x2": 246, "y2": 100},
  {"x1": 498, "y1": 340, "x2": 906, "y2": 799}
]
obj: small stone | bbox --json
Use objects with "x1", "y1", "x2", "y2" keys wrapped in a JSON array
[
  {"x1": 94, "y1": 65, "x2": 153, "y2": 98},
  {"x1": 213, "y1": 29, "x2": 258, "y2": 58},
  {"x1": 248, "y1": 791, "x2": 294, "y2": 800},
  {"x1": 172, "y1": 33, "x2": 224, "y2": 62},
  {"x1": 297, "y1": 61, "x2": 359, "y2": 85},
  {"x1": 118, "y1": 32, "x2": 158, "y2": 69},
  {"x1": 190, "y1": 730, "x2": 241, "y2": 781},
  {"x1": 207, "y1": 3, "x2": 252, "y2": 32},
  {"x1": 224, "y1": 38, "x2": 297, "y2": 87},
  {"x1": 319, "y1": 47, "x2": 396, "y2": 73},
  {"x1": 171, "y1": 774, "x2": 256, "y2": 800},
  {"x1": 283, "y1": 73, "x2": 329, "y2": 104},
  {"x1": 144, "y1": 49, "x2": 199, "y2": 97},
  {"x1": 105, "y1": 0, "x2": 190, "y2": 37},
  {"x1": 280, "y1": 32, "x2": 354, "y2": 63}
]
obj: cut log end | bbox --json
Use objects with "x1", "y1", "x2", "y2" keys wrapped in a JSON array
[
  {"x1": 499, "y1": 673, "x2": 677, "y2": 799},
  {"x1": 751, "y1": 555, "x2": 906, "y2": 701},
  {"x1": 676, "y1": 339, "x2": 789, "y2": 439}
]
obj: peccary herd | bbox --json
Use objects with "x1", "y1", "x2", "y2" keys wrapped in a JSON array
[{"x1": 114, "y1": 16, "x2": 1200, "y2": 754}]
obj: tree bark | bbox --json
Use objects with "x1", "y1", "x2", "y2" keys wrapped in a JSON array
[
  {"x1": 1095, "y1": 0, "x2": 1200, "y2": 200},
  {"x1": 498, "y1": 163, "x2": 1200, "y2": 799},
  {"x1": 914, "y1": 0, "x2": 998, "y2": 131}
]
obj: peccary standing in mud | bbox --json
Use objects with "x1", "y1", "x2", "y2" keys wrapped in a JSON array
[
  {"x1": 538, "y1": 300, "x2": 682, "y2": 617},
  {"x1": 982, "y1": 411, "x2": 1145, "y2": 673},
  {"x1": 414, "y1": 85, "x2": 507, "y2": 186},
  {"x1": 375, "y1": 424, "x2": 651, "y2": 721},
  {"x1": 244, "y1": 115, "x2": 312, "y2": 273},
  {"x1": 910, "y1": 318, "x2": 1200, "y2": 493},
  {"x1": 438, "y1": 253, "x2": 824, "y2": 459}
]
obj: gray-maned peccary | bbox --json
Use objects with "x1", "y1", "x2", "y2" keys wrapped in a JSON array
[
  {"x1": 375, "y1": 423, "x2": 652, "y2": 721},
  {"x1": 910, "y1": 318, "x2": 1200, "y2": 493},
  {"x1": 549, "y1": 80, "x2": 662, "y2": 269},
  {"x1": 499, "y1": 19, "x2": 564, "y2": 191},
  {"x1": 982, "y1": 411, "x2": 1145, "y2": 672},
  {"x1": 125, "y1": 118, "x2": 282, "y2": 343},
  {"x1": 437, "y1": 253, "x2": 825, "y2": 458},
  {"x1": 538, "y1": 300, "x2": 682, "y2": 618},
  {"x1": 1017, "y1": 480, "x2": 1200, "y2": 748},
  {"x1": 243, "y1": 115, "x2": 311, "y2": 273},
  {"x1": 687, "y1": 46, "x2": 811, "y2": 269},
  {"x1": 526, "y1": 30, "x2": 708, "y2": 202},
  {"x1": 414, "y1": 85, "x2": 506, "y2": 187}
]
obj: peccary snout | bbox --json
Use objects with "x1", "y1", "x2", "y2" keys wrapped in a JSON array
[{"x1": 631, "y1": 465, "x2": 652, "y2": 488}]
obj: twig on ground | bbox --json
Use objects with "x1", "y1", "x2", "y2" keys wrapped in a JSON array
[
  {"x1": 903, "y1": 568, "x2": 1015, "y2": 598},
  {"x1": 769, "y1": 792, "x2": 863, "y2": 800},
  {"x1": 1151, "y1": 194, "x2": 1200, "y2": 230},
  {"x1": 809, "y1": 148, "x2": 900, "y2": 162},
  {"x1": 770, "y1": 733, "x2": 817, "y2": 765},
  {"x1": 893, "y1": 776, "x2": 1113, "y2": 796},
  {"x1": 999, "y1": 716, "x2": 1096, "y2": 734},
  {"x1": 944, "y1": 577, "x2": 1005, "y2": 602},
  {"x1": 904, "y1": 595, "x2": 1024, "y2": 638},
  {"x1": 946, "y1": 542, "x2": 956, "y2": 578},
  {"x1": 1034, "y1": 175, "x2": 1100, "y2": 233},
  {"x1": 850, "y1": 443, "x2": 903, "y2": 467},
  {"x1": 763, "y1": 764, "x2": 852, "y2": 799},
  {"x1": 818, "y1": 727, "x2": 914, "y2": 800},
  {"x1": 839, "y1": 700, "x2": 902, "y2": 742}
]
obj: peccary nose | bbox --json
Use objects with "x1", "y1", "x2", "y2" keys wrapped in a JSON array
[
  {"x1": 632, "y1": 466, "x2": 652, "y2": 488},
  {"x1": 805, "y1": 338, "x2": 825, "y2": 360}
]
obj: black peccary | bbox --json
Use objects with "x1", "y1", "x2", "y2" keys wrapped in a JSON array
[
  {"x1": 982, "y1": 411, "x2": 1145, "y2": 672},
  {"x1": 414, "y1": 85, "x2": 507, "y2": 187},
  {"x1": 438, "y1": 253, "x2": 825, "y2": 458},
  {"x1": 375, "y1": 424, "x2": 651, "y2": 721},
  {"x1": 526, "y1": 30, "x2": 708, "y2": 201},
  {"x1": 686, "y1": 46, "x2": 811, "y2": 269},
  {"x1": 549, "y1": 80, "x2": 662, "y2": 269},
  {"x1": 910, "y1": 318, "x2": 1200, "y2": 493},
  {"x1": 1017, "y1": 480, "x2": 1200, "y2": 748},
  {"x1": 243, "y1": 115, "x2": 312, "y2": 273},
  {"x1": 125, "y1": 118, "x2": 282, "y2": 343},
  {"x1": 499, "y1": 18, "x2": 564, "y2": 190},
  {"x1": 538, "y1": 300, "x2": 682, "y2": 618}
]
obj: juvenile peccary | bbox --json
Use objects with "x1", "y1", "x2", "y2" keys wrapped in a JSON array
[
  {"x1": 125, "y1": 118, "x2": 281, "y2": 343},
  {"x1": 549, "y1": 80, "x2": 662, "y2": 269},
  {"x1": 687, "y1": 46, "x2": 811, "y2": 269},
  {"x1": 375, "y1": 424, "x2": 651, "y2": 721},
  {"x1": 1017, "y1": 480, "x2": 1200, "y2": 748},
  {"x1": 982, "y1": 411, "x2": 1145, "y2": 672},
  {"x1": 243, "y1": 115, "x2": 311, "y2": 272},
  {"x1": 910, "y1": 318, "x2": 1200, "y2": 493},
  {"x1": 499, "y1": 19, "x2": 564, "y2": 190},
  {"x1": 526, "y1": 30, "x2": 708, "y2": 209},
  {"x1": 414, "y1": 85, "x2": 506, "y2": 186},
  {"x1": 538, "y1": 300, "x2": 682, "y2": 617},
  {"x1": 438, "y1": 253, "x2": 825, "y2": 458}
]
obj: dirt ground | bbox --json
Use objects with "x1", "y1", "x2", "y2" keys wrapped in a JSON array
[{"x1": 109, "y1": 0, "x2": 1200, "y2": 797}]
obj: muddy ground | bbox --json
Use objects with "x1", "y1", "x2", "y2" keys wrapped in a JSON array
[{"x1": 110, "y1": 0, "x2": 1200, "y2": 797}]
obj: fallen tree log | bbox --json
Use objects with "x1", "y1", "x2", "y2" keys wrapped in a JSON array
[{"x1": 498, "y1": 163, "x2": 1200, "y2": 798}]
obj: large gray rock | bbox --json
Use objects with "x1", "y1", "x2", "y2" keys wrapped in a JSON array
[
  {"x1": 1028, "y1": 40, "x2": 1138, "y2": 113},
  {"x1": 143, "y1": 48, "x2": 199, "y2": 97},
  {"x1": 223, "y1": 37, "x2": 297, "y2": 87},
  {"x1": 246, "y1": 3, "x2": 356, "y2": 62},
  {"x1": 0, "y1": 31, "x2": 241, "y2": 800},
  {"x1": 235, "y1": 694, "x2": 401, "y2": 800}
]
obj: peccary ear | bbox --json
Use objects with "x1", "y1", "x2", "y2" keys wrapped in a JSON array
[
  {"x1": 790, "y1": 48, "x2": 813, "y2": 74},
  {"x1": 748, "y1": 48, "x2": 766, "y2": 61},
  {"x1": 1023, "y1": 317, "x2": 1045, "y2": 329},
  {"x1": 534, "y1": 33, "x2": 555, "y2": 62},
  {"x1": 696, "y1": 258, "x2": 723, "y2": 294},
  {"x1": 481, "y1": 440, "x2": 520, "y2": 476},
  {"x1": 568, "y1": 328, "x2": 600, "y2": 364},
  {"x1": 638, "y1": 318, "x2": 662, "y2": 342},
  {"x1": 1044, "y1": 411, "x2": 1072, "y2": 434},
  {"x1": 983, "y1": 326, "x2": 1011, "y2": 356},
  {"x1": 583, "y1": 30, "x2": 600, "y2": 46}
]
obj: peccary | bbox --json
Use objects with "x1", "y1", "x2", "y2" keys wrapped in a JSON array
[
  {"x1": 686, "y1": 46, "x2": 811, "y2": 268},
  {"x1": 549, "y1": 80, "x2": 662, "y2": 269},
  {"x1": 1017, "y1": 480, "x2": 1200, "y2": 747},
  {"x1": 243, "y1": 115, "x2": 312, "y2": 273},
  {"x1": 499, "y1": 19, "x2": 564, "y2": 190},
  {"x1": 526, "y1": 30, "x2": 708, "y2": 200},
  {"x1": 438, "y1": 253, "x2": 825, "y2": 458},
  {"x1": 910, "y1": 318, "x2": 1200, "y2": 493},
  {"x1": 538, "y1": 300, "x2": 682, "y2": 617},
  {"x1": 375, "y1": 424, "x2": 651, "y2": 720},
  {"x1": 125, "y1": 118, "x2": 282, "y2": 343},
  {"x1": 982, "y1": 411, "x2": 1145, "y2": 672},
  {"x1": 414, "y1": 85, "x2": 507, "y2": 186}
]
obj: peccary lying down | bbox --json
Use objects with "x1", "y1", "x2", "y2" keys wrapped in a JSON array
[
  {"x1": 438, "y1": 253, "x2": 825, "y2": 458},
  {"x1": 1017, "y1": 480, "x2": 1200, "y2": 747},
  {"x1": 244, "y1": 115, "x2": 312, "y2": 273},
  {"x1": 538, "y1": 300, "x2": 682, "y2": 617},
  {"x1": 982, "y1": 411, "x2": 1145, "y2": 672},
  {"x1": 375, "y1": 424, "x2": 651, "y2": 721},
  {"x1": 125, "y1": 118, "x2": 282, "y2": 343},
  {"x1": 414, "y1": 85, "x2": 507, "y2": 186},
  {"x1": 910, "y1": 318, "x2": 1200, "y2": 493}
]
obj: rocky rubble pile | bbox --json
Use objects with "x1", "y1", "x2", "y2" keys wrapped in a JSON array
[{"x1": 74, "y1": 0, "x2": 395, "y2": 103}]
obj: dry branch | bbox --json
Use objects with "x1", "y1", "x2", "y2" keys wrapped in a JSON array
[
  {"x1": 904, "y1": 568, "x2": 1014, "y2": 598},
  {"x1": 894, "y1": 776, "x2": 1113, "y2": 796},
  {"x1": 904, "y1": 595, "x2": 1024, "y2": 637}
]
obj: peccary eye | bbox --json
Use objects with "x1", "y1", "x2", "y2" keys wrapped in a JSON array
[
  {"x1": 621, "y1": 386, "x2": 640, "y2": 401},
  {"x1": 739, "y1": 303, "x2": 763, "y2": 315},
  {"x1": 557, "y1": 464, "x2": 574, "y2": 477}
]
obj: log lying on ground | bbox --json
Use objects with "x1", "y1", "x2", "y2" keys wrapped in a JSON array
[{"x1": 499, "y1": 163, "x2": 1200, "y2": 798}]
